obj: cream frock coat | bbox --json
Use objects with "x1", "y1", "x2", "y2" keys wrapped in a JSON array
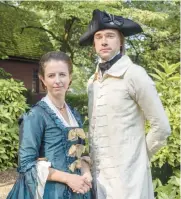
[{"x1": 88, "y1": 55, "x2": 171, "y2": 199}]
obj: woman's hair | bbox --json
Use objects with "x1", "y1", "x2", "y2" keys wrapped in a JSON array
[{"x1": 38, "y1": 51, "x2": 73, "y2": 78}]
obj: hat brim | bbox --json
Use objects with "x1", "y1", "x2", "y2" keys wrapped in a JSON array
[{"x1": 79, "y1": 18, "x2": 143, "y2": 46}]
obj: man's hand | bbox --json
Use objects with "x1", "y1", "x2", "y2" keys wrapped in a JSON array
[
  {"x1": 66, "y1": 173, "x2": 92, "y2": 194},
  {"x1": 83, "y1": 172, "x2": 92, "y2": 184}
]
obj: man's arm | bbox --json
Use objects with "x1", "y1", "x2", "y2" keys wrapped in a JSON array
[
  {"x1": 128, "y1": 65, "x2": 171, "y2": 159},
  {"x1": 87, "y1": 74, "x2": 95, "y2": 120}
]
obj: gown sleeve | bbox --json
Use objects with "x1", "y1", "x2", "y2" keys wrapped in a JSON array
[
  {"x1": 7, "y1": 106, "x2": 49, "y2": 199},
  {"x1": 18, "y1": 107, "x2": 45, "y2": 173}
]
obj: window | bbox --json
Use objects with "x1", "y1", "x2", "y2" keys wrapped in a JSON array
[{"x1": 32, "y1": 69, "x2": 39, "y2": 93}]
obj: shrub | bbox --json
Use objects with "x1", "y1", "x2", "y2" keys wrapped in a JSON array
[
  {"x1": 150, "y1": 61, "x2": 180, "y2": 198},
  {"x1": 66, "y1": 93, "x2": 88, "y2": 127},
  {"x1": 153, "y1": 169, "x2": 180, "y2": 199},
  {"x1": 0, "y1": 67, "x2": 12, "y2": 79},
  {"x1": 0, "y1": 78, "x2": 28, "y2": 171}
]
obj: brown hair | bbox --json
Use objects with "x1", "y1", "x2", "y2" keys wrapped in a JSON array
[
  {"x1": 119, "y1": 31, "x2": 125, "y2": 55},
  {"x1": 38, "y1": 51, "x2": 73, "y2": 90},
  {"x1": 39, "y1": 51, "x2": 73, "y2": 78}
]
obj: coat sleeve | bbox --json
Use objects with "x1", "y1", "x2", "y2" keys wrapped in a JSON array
[
  {"x1": 18, "y1": 107, "x2": 45, "y2": 173},
  {"x1": 127, "y1": 65, "x2": 171, "y2": 158},
  {"x1": 87, "y1": 75, "x2": 96, "y2": 156},
  {"x1": 87, "y1": 74, "x2": 95, "y2": 121}
]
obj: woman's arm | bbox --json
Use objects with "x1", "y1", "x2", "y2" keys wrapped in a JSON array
[
  {"x1": 18, "y1": 108, "x2": 45, "y2": 172},
  {"x1": 47, "y1": 167, "x2": 91, "y2": 194},
  {"x1": 17, "y1": 107, "x2": 47, "y2": 197}
]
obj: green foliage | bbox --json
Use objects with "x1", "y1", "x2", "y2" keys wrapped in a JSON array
[
  {"x1": 125, "y1": 1, "x2": 180, "y2": 70},
  {"x1": 0, "y1": 2, "x2": 53, "y2": 59},
  {"x1": 153, "y1": 169, "x2": 180, "y2": 199},
  {"x1": 0, "y1": 78, "x2": 28, "y2": 171},
  {"x1": 0, "y1": 67, "x2": 12, "y2": 79},
  {"x1": 66, "y1": 92, "x2": 88, "y2": 125},
  {"x1": 149, "y1": 61, "x2": 180, "y2": 198},
  {"x1": 150, "y1": 61, "x2": 180, "y2": 168}
]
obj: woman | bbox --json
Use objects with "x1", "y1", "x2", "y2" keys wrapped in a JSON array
[{"x1": 7, "y1": 51, "x2": 92, "y2": 199}]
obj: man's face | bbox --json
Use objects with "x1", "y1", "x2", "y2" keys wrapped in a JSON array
[{"x1": 94, "y1": 29, "x2": 122, "y2": 62}]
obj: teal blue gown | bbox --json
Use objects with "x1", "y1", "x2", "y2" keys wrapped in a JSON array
[{"x1": 7, "y1": 101, "x2": 91, "y2": 199}]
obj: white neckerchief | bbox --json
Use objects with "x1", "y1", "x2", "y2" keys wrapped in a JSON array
[{"x1": 41, "y1": 95, "x2": 79, "y2": 127}]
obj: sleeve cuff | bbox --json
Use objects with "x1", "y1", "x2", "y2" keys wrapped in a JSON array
[{"x1": 35, "y1": 160, "x2": 51, "y2": 199}]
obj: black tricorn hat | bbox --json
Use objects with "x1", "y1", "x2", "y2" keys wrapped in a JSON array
[{"x1": 79, "y1": 9, "x2": 143, "y2": 46}]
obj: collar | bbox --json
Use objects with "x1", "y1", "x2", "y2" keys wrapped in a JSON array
[
  {"x1": 94, "y1": 55, "x2": 132, "y2": 81},
  {"x1": 99, "y1": 53, "x2": 122, "y2": 75}
]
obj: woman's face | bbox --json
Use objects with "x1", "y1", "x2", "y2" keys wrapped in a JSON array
[{"x1": 40, "y1": 60, "x2": 71, "y2": 98}]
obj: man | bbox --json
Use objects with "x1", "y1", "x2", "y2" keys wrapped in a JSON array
[{"x1": 79, "y1": 9, "x2": 171, "y2": 199}]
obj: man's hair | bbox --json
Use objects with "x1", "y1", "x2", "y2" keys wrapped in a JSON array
[{"x1": 119, "y1": 32, "x2": 125, "y2": 55}]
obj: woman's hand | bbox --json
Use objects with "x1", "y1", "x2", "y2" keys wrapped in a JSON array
[
  {"x1": 65, "y1": 173, "x2": 91, "y2": 194},
  {"x1": 47, "y1": 167, "x2": 92, "y2": 194}
]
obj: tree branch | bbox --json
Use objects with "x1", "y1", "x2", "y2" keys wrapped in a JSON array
[
  {"x1": 60, "y1": 16, "x2": 79, "y2": 59},
  {"x1": 127, "y1": 39, "x2": 140, "y2": 62},
  {"x1": 0, "y1": 1, "x2": 19, "y2": 9},
  {"x1": 21, "y1": 26, "x2": 63, "y2": 42}
]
